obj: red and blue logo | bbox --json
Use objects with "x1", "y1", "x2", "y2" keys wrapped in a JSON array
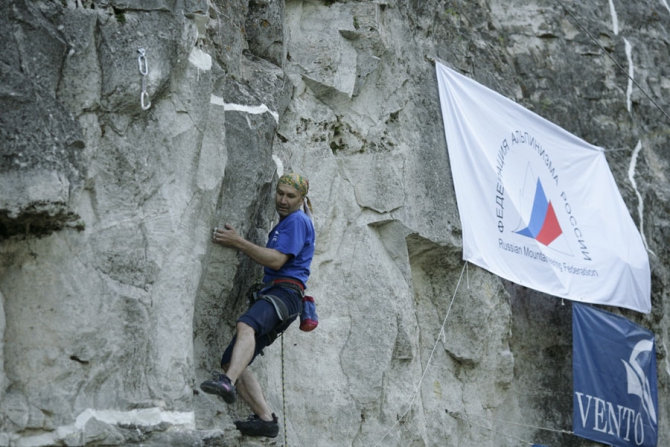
[{"x1": 515, "y1": 178, "x2": 563, "y2": 246}]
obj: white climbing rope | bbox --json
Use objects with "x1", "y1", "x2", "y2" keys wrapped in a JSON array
[
  {"x1": 371, "y1": 261, "x2": 469, "y2": 447},
  {"x1": 281, "y1": 333, "x2": 289, "y2": 447},
  {"x1": 138, "y1": 48, "x2": 151, "y2": 110}
]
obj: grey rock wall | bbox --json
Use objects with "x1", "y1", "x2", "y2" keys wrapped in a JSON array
[{"x1": 0, "y1": 0, "x2": 668, "y2": 446}]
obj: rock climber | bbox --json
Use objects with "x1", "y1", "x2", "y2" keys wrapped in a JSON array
[{"x1": 200, "y1": 173, "x2": 315, "y2": 438}]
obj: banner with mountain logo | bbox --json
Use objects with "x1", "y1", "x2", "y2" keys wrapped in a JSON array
[{"x1": 436, "y1": 61, "x2": 651, "y2": 313}]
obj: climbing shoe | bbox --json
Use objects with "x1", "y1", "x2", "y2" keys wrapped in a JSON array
[
  {"x1": 234, "y1": 413, "x2": 279, "y2": 438},
  {"x1": 200, "y1": 372, "x2": 237, "y2": 404}
]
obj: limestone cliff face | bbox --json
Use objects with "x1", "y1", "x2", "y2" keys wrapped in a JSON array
[{"x1": 0, "y1": 1, "x2": 668, "y2": 446}]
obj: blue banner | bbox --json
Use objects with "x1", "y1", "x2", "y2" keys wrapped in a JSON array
[{"x1": 573, "y1": 303, "x2": 658, "y2": 447}]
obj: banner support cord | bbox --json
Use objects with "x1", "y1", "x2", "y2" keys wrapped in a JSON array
[{"x1": 371, "y1": 261, "x2": 469, "y2": 447}]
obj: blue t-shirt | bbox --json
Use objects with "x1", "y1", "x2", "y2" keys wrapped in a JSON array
[{"x1": 263, "y1": 210, "x2": 315, "y2": 288}]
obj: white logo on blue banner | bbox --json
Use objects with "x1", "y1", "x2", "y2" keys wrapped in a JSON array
[
  {"x1": 436, "y1": 62, "x2": 651, "y2": 313},
  {"x1": 573, "y1": 303, "x2": 658, "y2": 447}
]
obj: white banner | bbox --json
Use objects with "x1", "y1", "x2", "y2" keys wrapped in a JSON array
[{"x1": 436, "y1": 62, "x2": 651, "y2": 313}]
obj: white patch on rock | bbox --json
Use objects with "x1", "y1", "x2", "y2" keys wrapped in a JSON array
[
  {"x1": 75, "y1": 408, "x2": 195, "y2": 429},
  {"x1": 209, "y1": 95, "x2": 278, "y2": 123},
  {"x1": 210, "y1": 94, "x2": 225, "y2": 106},
  {"x1": 609, "y1": 0, "x2": 619, "y2": 35},
  {"x1": 628, "y1": 140, "x2": 653, "y2": 254},
  {"x1": 624, "y1": 37, "x2": 634, "y2": 112},
  {"x1": 273, "y1": 154, "x2": 284, "y2": 177},
  {"x1": 187, "y1": 47, "x2": 212, "y2": 71},
  {"x1": 15, "y1": 408, "x2": 194, "y2": 447},
  {"x1": 226, "y1": 103, "x2": 279, "y2": 123}
]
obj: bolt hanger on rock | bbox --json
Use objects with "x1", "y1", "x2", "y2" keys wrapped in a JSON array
[{"x1": 138, "y1": 48, "x2": 151, "y2": 110}]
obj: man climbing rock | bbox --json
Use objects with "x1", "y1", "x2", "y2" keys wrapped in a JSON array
[{"x1": 200, "y1": 173, "x2": 315, "y2": 438}]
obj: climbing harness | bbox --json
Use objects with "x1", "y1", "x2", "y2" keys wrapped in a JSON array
[
  {"x1": 137, "y1": 48, "x2": 151, "y2": 110},
  {"x1": 248, "y1": 279, "x2": 304, "y2": 320},
  {"x1": 247, "y1": 277, "x2": 319, "y2": 334},
  {"x1": 246, "y1": 279, "x2": 305, "y2": 345}
]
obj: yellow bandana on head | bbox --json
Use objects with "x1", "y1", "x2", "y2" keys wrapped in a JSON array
[{"x1": 278, "y1": 173, "x2": 309, "y2": 197}]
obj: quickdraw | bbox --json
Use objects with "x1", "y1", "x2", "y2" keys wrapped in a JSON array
[{"x1": 137, "y1": 48, "x2": 151, "y2": 110}]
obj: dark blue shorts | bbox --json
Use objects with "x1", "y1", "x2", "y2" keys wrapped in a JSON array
[{"x1": 220, "y1": 285, "x2": 302, "y2": 367}]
